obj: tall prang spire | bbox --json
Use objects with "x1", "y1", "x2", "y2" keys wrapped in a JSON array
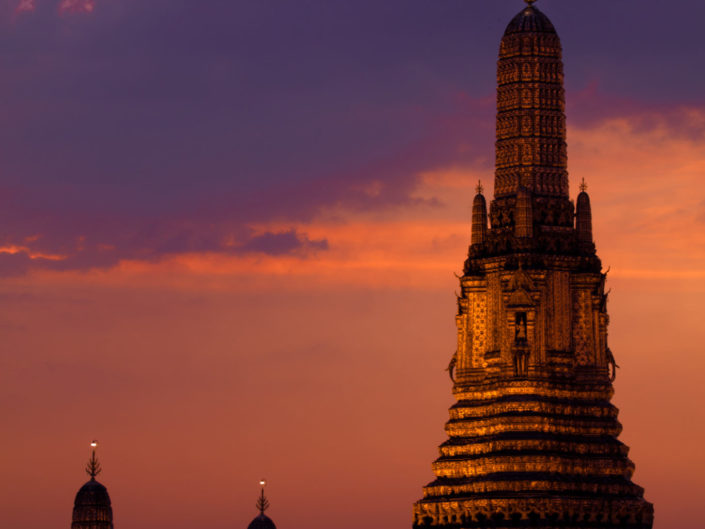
[
  {"x1": 495, "y1": 1, "x2": 567, "y2": 199},
  {"x1": 478, "y1": 1, "x2": 578, "y2": 260},
  {"x1": 413, "y1": 3, "x2": 653, "y2": 528}
]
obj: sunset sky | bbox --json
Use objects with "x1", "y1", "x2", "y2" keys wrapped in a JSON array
[{"x1": 1, "y1": 1, "x2": 704, "y2": 528}]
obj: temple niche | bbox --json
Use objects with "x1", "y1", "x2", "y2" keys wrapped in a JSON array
[{"x1": 413, "y1": 2, "x2": 653, "y2": 528}]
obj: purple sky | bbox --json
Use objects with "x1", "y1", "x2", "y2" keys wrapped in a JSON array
[{"x1": 1, "y1": 0, "x2": 704, "y2": 273}]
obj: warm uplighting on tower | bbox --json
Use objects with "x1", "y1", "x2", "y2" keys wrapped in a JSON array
[{"x1": 412, "y1": 2, "x2": 653, "y2": 527}]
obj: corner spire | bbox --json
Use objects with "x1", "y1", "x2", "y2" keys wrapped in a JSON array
[
  {"x1": 471, "y1": 183, "x2": 488, "y2": 246},
  {"x1": 85, "y1": 440, "x2": 102, "y2": 479},
  {"x1": 576, "y1": 184, "x2": 593, "y2": 246},
  {"x1": 256, "y1": 480, "x2": 270, "y2": 515}
]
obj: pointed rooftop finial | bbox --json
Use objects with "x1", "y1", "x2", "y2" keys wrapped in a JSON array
[
  {"x1": 476, "y1": 180, "x2": 484, "y2": 195},
  {"x1": 256, "y1": 479, "x2": 270, "y2": 514},
  {"x1": 525, "y1": 0, "x2": 537, "y2": 5},
  {"x1": 580, "y1": 178, "x2": 588, "y2": 193},
  {"x1": 85, "y1": 440, "x2": 102, "y2": 479}
]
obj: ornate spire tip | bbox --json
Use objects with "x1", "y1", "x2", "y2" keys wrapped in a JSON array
[
  {"x1": 476, "y1": 180, "x2": 484, "y2": 195},
  {"x1": 525, "y1": 0, "x2": 537, "y2": 5},
  {"x1": 85, "y1": 440, "x2": 102, "y2": 479},
  {"x1": 580, "y1": 178, "x2": 588, "y2": 193},
  {"x1": 256, "y1": 479, "x2": 270, "y2": 514}
]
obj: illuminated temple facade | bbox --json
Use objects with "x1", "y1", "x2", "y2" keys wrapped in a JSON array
[{"x1": 413, "y1": 2, "x2": 653, "y2": 528}]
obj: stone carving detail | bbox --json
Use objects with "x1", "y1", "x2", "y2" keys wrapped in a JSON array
[
  {"x1": 470, "y1": 294, "x2": 487, "y2": 368},
  {"x1": 572, "y1": 289, "x2": 593, "y2": 365},
  {"x1": 487, "y1": 274, "x2": 501, "y2": 353},
  {"x1": 413, "y1": 497, "x2": 653, "y2": 528},
  {"x1": 455, "y1": 310, "x2": 468, "y2": 369}
]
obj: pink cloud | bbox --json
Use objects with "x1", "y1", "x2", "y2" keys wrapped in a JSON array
[
  {"x1": 58, "y1": 0, "x2": 94, "y2": 14},
  {"x1": 14, "y1": 0, "x2": 36, "y2": 13}
]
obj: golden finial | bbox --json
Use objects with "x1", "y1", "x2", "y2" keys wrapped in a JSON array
[
  {"x1": 85, "y1": 440, "x2": 102, "y2": 479},
  {"x1": 580, "y1": 178, "x2": 588, "y2": 192},
  {"x1": 476, "y1": 180, "x2": 484, "y2": 195},
  {"x1": 256, "y1": 479, "x2": 270, "y2": 514}
]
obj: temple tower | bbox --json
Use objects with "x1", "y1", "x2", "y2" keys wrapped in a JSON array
[
  {"x1": 71, "y1": 442, "x2": 114, "y2": 529},
  {"x1": 413, "y1": 2, "x2": 653, "y2": 528}
]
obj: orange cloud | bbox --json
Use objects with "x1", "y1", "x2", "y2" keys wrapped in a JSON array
[
  {"x1": 0, "y1": 245, "x2": 66, "y2": 261},
  {"x1": 4, "y1": 105, "x2": 704, "y2": 293},
  {"x1": 568, "y1": 107, "x2": 705, "y2": 278}
]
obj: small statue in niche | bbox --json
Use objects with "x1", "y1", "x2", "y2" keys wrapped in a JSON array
[
  {"x1": 513, "y1": 312, "x2": 530, "y2": 376},
  {"x1": 606, "y1": 347, "x2": 619, "y2": 382},
  {"x1": 514, "y1": 348, "x2": 529, "y2": 377},
  {"x1": 515, "y1": 312, "x2": 528, "y2": 344},
  {"x1": 446, "y1": 350, "x2": 458, "y2": 383}
]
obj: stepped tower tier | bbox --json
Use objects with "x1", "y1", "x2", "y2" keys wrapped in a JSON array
[{"x1": 413, "y1": 3, "x2": 653, "y2": 529}]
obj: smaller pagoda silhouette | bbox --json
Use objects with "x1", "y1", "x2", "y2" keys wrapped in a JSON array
[
  {"x1": 247, "y1": 480, "x2": 277, "y2": 529},
  {"x1": 71, "y1": 441, "x2": 114, "y2": 529}
]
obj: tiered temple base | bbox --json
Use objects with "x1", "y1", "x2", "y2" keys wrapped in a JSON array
[{"x1": 413, "y1": 380, "x2": 653, "y2": 529}]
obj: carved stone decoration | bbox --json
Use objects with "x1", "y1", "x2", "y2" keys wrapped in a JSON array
[
  {"x1": 413, "y1": 4, "x2": 653, "y2": 529},
  {"x1": 470, "y1": 295, "x2": 488, "y2": 368},
  {"x1": 572, "y1": 288, "x2": 593, "y2": 365}
]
